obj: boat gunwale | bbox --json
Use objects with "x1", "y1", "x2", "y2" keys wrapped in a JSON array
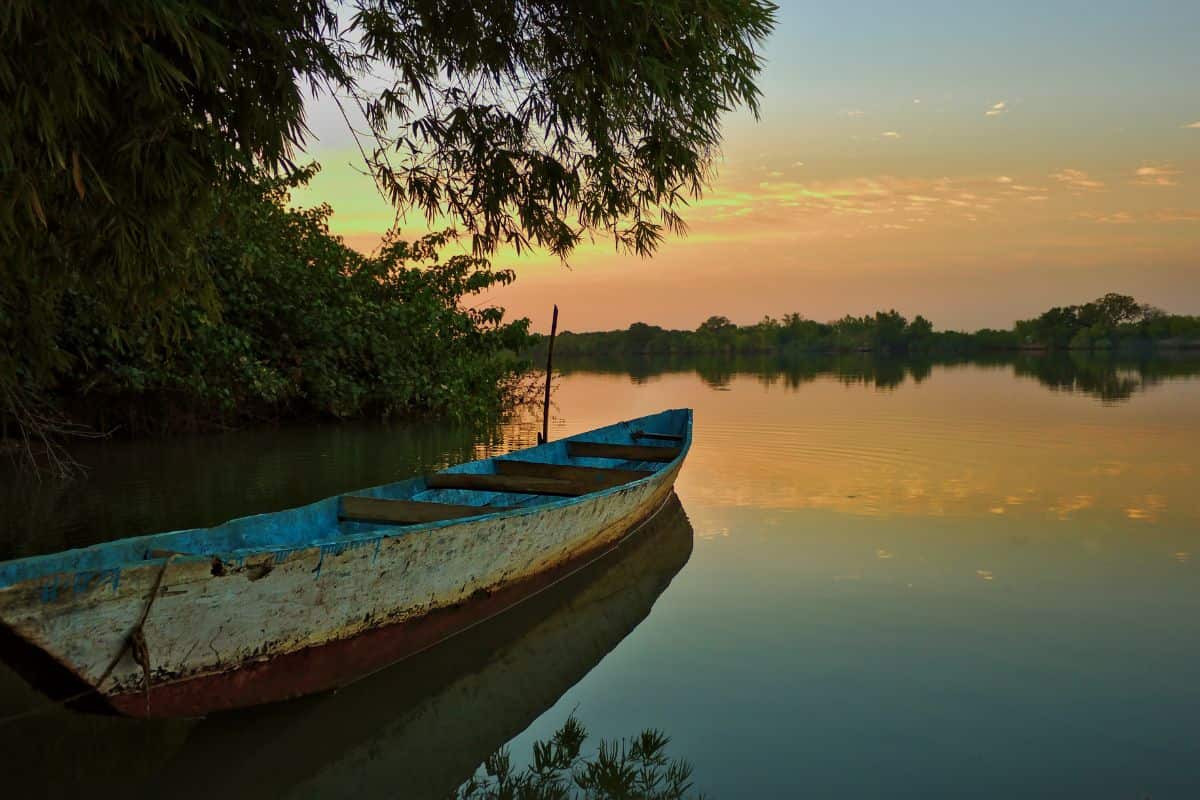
[{"x1": 0, "y1": 409, "x2": 693, "y2": 590}]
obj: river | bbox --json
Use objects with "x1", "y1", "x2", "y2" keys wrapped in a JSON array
[{"x1": 1, "y1": 353, "x2": 1198, "y2": 797}]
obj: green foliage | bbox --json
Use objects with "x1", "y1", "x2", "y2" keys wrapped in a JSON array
[
  {"x1": 1015, "y1": 293, "x2": 1200, "y2": 350},
  {"x1": 0, "y1": 0, "x2": 348, "y2": 464},
  {"x1": 0, "y1": 0, "x2": 346, "y2": 383},
  {"x1": 454, "y1": 716, "x2": 702, "y2": 800},
  {"x1": 356, "y1": 0, "x2": 777, "y2": 257},
  {"x1": 1, "y1": 0, "x2": 775, "y2": 467},
  {"x1": 56, "y1": 168, "x2": 532, "y2": 433},
  {"x1": 544, "y1": 310, "x2": 948, "y2": 358},
  {"x1": 535, "y1": 294, "x2": 1197, "y2": 361}
]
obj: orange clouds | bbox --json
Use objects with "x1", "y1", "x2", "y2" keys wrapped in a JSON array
[
  {"x1": 1150, "y1": 209, "x2": 1200, "y2": 223},
  {"x1": 1077, "y1": 211, "x2": 1135, "y2": 225},
  {"x1": 1050, "y1": 169, "x2": 1105, "y2": 191},
  {"x1": 681, "y1": 165, "x2": 1176, "y2": 242},
  {"x1": 290, "y1": 107, "x2": 1199, "y2": 331},
  {"x1": 1133, "y1": 165, "x2": 1182, "y2": 187}
]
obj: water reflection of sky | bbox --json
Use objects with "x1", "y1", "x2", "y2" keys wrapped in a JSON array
[
  {"x1": 545, "y1": 368, "x2": 1199, "y2": 532},
  {"x1": 510, "y1": 361, "x2": 1200, "y2": 798},
  {"x1": 0, "y1": 358, "x2": 1196, "y2": 797}
]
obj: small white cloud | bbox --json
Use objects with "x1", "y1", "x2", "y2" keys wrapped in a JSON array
[
  {"x1": 985, "y1": 101, "x2": 1007, "y2": 117},
  {"x1": 844, "y1": 109, "x2": 865, "y2": 117},
  {"x1": 996, "y1": 176, "x2": 1014, "y2": 184},
  {"x1": 1078, "y1": 211, "x2": 1135, "y2": 224},
  {"x1": 1050, "y1": 168, "x2": 1105, "y2": 191},
  {"x1": 913, "y1": 98, "x2": 922, "y2": 104},
  {"x1": 792, "y1": 161, "x2": 805, "y2": 168},
  {"x1": 767, "y1": 170, "x2": 783, "y2": 178},
  {"x1": 1133, "y1": 164, "x2": 1181, "y2": 187},
  {"x1": 882, "y1": 131, "x2": 902, "y2": 138},
  {"x1": 1183, "y1": 121, "x2": 1200, "y2": 129}
]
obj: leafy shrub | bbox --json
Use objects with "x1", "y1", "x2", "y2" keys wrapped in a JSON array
[{"x1": 57, "y1": 167, "x2": 533, "y2": 433}]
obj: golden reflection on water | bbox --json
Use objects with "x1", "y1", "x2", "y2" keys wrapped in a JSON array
[
  {"x1": 1, "y1": 358, "x2": 1195, "y2": 796},
  {"x1": 541, "y1": 366, "x2": 1200, "y2": 532}
]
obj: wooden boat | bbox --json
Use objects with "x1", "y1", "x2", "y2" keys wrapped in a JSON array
[
  {"x1": 0, "y1": 494, "x2": 694, "y2": 799},
  {"x1": 0, "y1": 409, "x2": 692, "y2": 719}
]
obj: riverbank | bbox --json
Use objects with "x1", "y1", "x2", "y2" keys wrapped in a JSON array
[
  {"x1": 1, "y1": 171, "x2": 534, "y2": 475},
  {"x1": 530, "y1": 295, "x2": 1200, "y2": 361}
]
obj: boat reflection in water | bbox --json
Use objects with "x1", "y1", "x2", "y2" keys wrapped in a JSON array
[{"x1": 0, "y1": 493, "x2": 694, "y2": 799}]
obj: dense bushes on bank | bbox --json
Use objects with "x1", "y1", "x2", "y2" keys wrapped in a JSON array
[
  {"x1": 1, "y1": 0, "x2": 774, "y2": 472},
  {"x1": 1013, "y1": 293, "x2": 1200, "y2": 350},
  {"x1": 46, "y1": 169, "x2": 532, "y2": 435},
  {"x1": 543, "y1": 312, "x2": 1007, "y2": 358},
  {"x1": 538, "y1": 294, "x2": 1197, "y2": 359}
]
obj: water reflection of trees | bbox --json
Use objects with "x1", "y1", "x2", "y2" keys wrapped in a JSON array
[
  {"x1": 1011, "y1": 352, "x2": 1200, "y2": 402},
  {"x1": 556, "y1": 352, "x2": 1200, "y2": 402},
  {"x1": 0, "y1": 419, "x2": 516, "y2": 562}
]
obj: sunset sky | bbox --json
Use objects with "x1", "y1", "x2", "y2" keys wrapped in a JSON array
[{"x1": 294, "y1": 0, "x2": 1200, "y2": 333}]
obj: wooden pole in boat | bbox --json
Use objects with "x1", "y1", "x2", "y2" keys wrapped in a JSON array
[{"x1": 540, "y1": 305, "x2": 558, "y2": 445}]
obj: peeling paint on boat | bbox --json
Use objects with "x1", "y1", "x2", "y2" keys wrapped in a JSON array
[
  {"x1": 0, "y1": 409, "x2": 692, "y2": 717},
  {"x1": 0, "y1": 494, "x2": 694, "y2": 798}
]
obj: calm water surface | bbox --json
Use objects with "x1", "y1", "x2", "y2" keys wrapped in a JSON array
[{"x1": 1, "y1": 355, "x2": 1198, "y2": 798}]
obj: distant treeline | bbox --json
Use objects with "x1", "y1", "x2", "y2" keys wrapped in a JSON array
[{"x1": 538, "y1": 294, "x2": 1200, "y2": 358}]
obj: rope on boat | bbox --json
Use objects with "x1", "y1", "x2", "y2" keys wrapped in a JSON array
[
  {"x1": 2, "y1": 488, "x2": 681, "y2": 724},
  {"x1": 0, "y1": 555, "x2": 173, "y2": 726}
]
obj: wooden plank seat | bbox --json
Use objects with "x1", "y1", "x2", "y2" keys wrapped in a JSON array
[
  {"x1": 424, "y1": 473, "x2": 605, "y2": 497},
  {"x1": 632, "y1": 430, "x2": 685, "y2": 443},
  {"x1": 495, "y1": 459, "x2": 651, "y2": 488},
  {"x1": 566, "y1": 441, "x2": 682, "y2": 463},
  {"x1": 340, "y1": 495, "x2": 510, "y2": 526}
]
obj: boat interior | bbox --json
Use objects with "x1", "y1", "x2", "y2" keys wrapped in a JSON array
[
  {"x1": 337, "y1": 409, "x2": 690, "y2": 528},
  {"x1": 0, "y1": 410, "x2": 691, "y2": 588}
]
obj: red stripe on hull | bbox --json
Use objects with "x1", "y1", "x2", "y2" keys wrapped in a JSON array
[{"x1": 106, "y1": 485, "x2": 676, "y2": 719}]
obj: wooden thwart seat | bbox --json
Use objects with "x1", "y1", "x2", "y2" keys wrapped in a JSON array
[
  {"x1": 340, "y1": 446, "x2": 676, "y2": 525},
  {"x1": 495, "y1": 459, "x2": 651, "y2": 487},
  {"x1": 632, "y1": 430, "x2": 685, "y2": 443},
  {"x1": 340, "y1": 495, "x2": 509, "y2": 526},
  {"x1": 566, "y1": 441, "x2": 682, "y2": 463},
  {"x1": 425, "y1": 472, "x2": 603, "y2": 497}
]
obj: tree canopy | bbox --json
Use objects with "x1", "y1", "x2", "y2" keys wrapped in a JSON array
[
  {"x1": 355, "y1": 0, "x2": 777, "y2": 257},
  {"x1": 1, "y1": 0, "x2": 349, "y2": 457},
  {"x1": 0, "y1": 0, "x2": 777, "y2": 467}
]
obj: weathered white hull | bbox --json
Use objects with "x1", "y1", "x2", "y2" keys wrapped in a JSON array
[
  {"x1": 166, "y1": 494, "x2": 694, "y2": 800},
  {"x1": 0, "y1": 454, "x2": 683, "y2": 717}
]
